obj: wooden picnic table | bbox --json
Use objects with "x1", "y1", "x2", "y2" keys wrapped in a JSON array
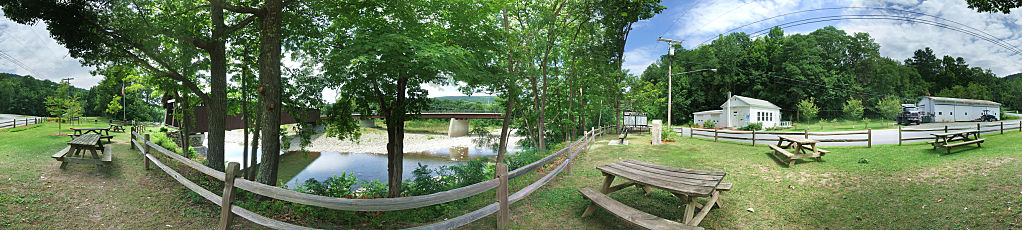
[
  {"x1": 69, "y1": 127, "x2": 113, "y2": 143},
  {"x1": 52, "y1": 133, "x2": 111, "y2": 169},
  {"x1": 580, "y1": 160, "x2": 730, "y2": 229},
  {"x1": 109, "y1": 124, "x2": 125, "y2": 132},
  {"x1": 929, "y1": 130, "x2": 984, "y2": 154},
  {"x1": 768, "y1": 135, "x2": 830, "y2": 166}
]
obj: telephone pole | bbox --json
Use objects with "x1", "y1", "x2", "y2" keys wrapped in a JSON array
[{"x1": 657, "y1": 37, "x2": 682, "y2": 128}]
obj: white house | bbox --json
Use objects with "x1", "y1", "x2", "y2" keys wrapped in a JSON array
[
  {"x1": 917, "y1": 96, "x2": 1000, "y2": 122},
  {"x1": 693, "y1": 95, "x2": 782, "y2": 129}
]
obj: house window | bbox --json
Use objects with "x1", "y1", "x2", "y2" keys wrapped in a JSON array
[{"x1": 939, "y1": 112, "x2": 942, "y2": 115}]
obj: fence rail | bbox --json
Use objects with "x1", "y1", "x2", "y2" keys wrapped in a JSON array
[
  {"x1": 0, "y1": 117, "x2": 43, "y2": 129},
  {"x1": 130, "y1": 124, "x2": 611, "y2": 229},
  {"x1": 689, "y1": 127, "x2": 875, "y2": 147},
  {"x1": 898, "y1": 121, "x2": 1022, "y2": 145}
]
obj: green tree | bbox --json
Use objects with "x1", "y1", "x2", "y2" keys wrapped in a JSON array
[
  {"x1": 843, "y1": 97, "x2": 864, "y2": 128},
  {"x1": 105, "y1": 95, "x2": 123, "y2": 118},
  {"x1": 876, "y1": 96, "x2": 902, "y2": 121},
  {"x1": 966, "y1": 0, "x2": 1022, "y2": 13},
  {"x1": 45, "y1": 82, "x2": 83, "y2": 134},
  {"x1": 797, "y1": 97, "x2": 819, "y2": 122}
]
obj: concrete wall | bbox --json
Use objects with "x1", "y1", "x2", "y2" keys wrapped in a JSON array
[{"x1": 448, "y1": 118, "x2": 469, "y2": 137}]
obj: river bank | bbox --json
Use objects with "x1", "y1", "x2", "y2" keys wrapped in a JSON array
[{"x1": 223, "y1": 125, "x2": 525, "y2": 154}]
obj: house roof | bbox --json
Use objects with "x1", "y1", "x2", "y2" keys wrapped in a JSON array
[
  {"x1": 693, "y1": 110, "x2": 723, "y2": 115},
  {"x1": 720, "y1": 95, "x2": 781, "y2": 109},
  {"x1": 925, "y1": 96, "x2": 1000, "y2": 106}
]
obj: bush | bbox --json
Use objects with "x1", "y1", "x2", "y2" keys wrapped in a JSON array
[
  {"x1": 159, "y1": 127, "x2": 168, "y2": 132},
  {"x1": 701, "y1": 120, "x2": 717, "y2": 129},
  {"x1": 405, "y1": 158, "x2": 493, "y2": 196},
  {"x1": 739, "y1": 122, "x2": 763, "y2": 131},
  {"x1": 661, "y1": 123, "x2": 681, "y2": 141},
  {"x1": 504, "y1": 148, "x2": 543, "y2": 171},
  {"x1": 296, "y1": 173, "x2": 359, "y2": 198}
]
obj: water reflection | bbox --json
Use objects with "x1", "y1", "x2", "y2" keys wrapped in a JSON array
[{"x1": 221, "y1": 141, "x2": 512, "y2": 188}]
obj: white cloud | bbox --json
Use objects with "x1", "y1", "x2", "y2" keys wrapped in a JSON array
[
  {"x1": 0, "y1": 10, "x2": 97, "y2": 88},
  {"x1": 622, "y1": 45, "x2": 661, "y2": 75}
]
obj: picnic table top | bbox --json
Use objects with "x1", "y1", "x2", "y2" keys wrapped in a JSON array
[
  {"x1": 68, "y1": 134, "x2": 101, "y2": 146},
  {"x1": 931, "y1": 130, "x2": 979, "y2": 137},
  {"x1": 71, "y1": 127, "x2": 110, "y2": 131},
  {"x1": 596, "y1": 160, "x2": 725, "y2": 197},
  {"x1": 777, "y1": 135, "x2": 819, "y2": 144}
]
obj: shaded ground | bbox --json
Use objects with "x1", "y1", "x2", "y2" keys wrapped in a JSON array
[{"x1": 465, "y1": 130, "x2": 1022, "y2": 229}]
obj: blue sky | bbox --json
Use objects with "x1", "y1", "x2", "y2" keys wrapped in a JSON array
[
  {"x1": 2, "y1": 0, "x2": 1021, "y2": 99},
  {"x1": 622, "y1": 0, "x2": 1022, "y2": 78}
]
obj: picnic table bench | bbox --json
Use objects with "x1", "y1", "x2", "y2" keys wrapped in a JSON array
[
  {"x1": 928, "y1": 130, "x2": 984, "y2": 154},
  {"x1": 69, "y1": 128, "x2": 113, "y2": 143},
  {"x1": 52, "y1": 133, "x2": 111, "y2": 169},
  {"x1": 580, "y1": 160, "x2": 731, "y2": 229},
  {"x1": 768, "y1": 135, "x2": 830, "y2": 166}
]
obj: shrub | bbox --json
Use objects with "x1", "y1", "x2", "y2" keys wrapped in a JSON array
[
  {"x1": 296, "y1": 173, "x2": 358, "y2": 198},
  {"x1": 357, "y1": 180, "x2": 389, "y2": 198},
  {"x1": 701, "y1": 120, "x2": 717, "y2": 129},
  {"x1": 739, "y1": 122, "x2": 763, "y2": 131},
  {"x1": 159, "y1": 127, "x2": 168, "y2": 132},
  {"x1": 504, "y1": 148, "x2": 543, "y2": 171},
  {"x1": 661, "y1": 123, "x2": 681, "y2": 141}
]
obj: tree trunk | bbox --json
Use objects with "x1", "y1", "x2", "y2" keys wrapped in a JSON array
[
  {"x1": 242, "y1": 63, "x2": 249, "y2": 176},
  {"x1": 205, "y1": 3, "x2": 228, "y2": 171},
  {"x1": 249, "y1": 101, "x2": 261, "y2": 180},
  {"x1": 256, "y1": 0, "x2": 284, "y2": 186},
  {"x1": 181, "y1": 91, "x2": 190, "y2": 154},
  {"x1": 385, "y1": 78, "x2": 409, "y2": 198},
  {"x1": 497, "y1": 90, "x2": 516, "y2": 163}
]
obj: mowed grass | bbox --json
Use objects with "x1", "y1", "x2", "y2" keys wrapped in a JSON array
[
  {"x1": 770, "y1": 118, "x2": 898, "y2": 132},
  {"x1": 0, "y1": 121, "x2": 227, "y2": 228},
  {"x1": 477, "y1": 130, "x2": 1022, "y2": 229}
]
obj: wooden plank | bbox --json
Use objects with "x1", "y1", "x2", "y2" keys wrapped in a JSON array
[
  {"x1": 613, "y1": 162, "x2": 724, "y2": 181},
  {"x1": 815, "y1": 138, "x2": 868, "y2": 143},
  {"x1": 578, "y1": 188, "x2": 702, "y2": 230},
  {"x1": 943, "y1": 139, "x2": 984, "y2": 148},
  {"x1": 404, "y1": 203, "x2": 498, "y2": 230},
  {"x1": 233, "y1": 175, "x2": 499, "y2": 212},
  {"x1": 691, "y1": 133, "x2": 715, "y2": 138},
  {"x1": 715, "y1": 183, "x2": 732, "y2": 191},
  {"x1": 807, "y1": 131, "x2": 869, "y2": 135},
  {"x1": 768, "y1": 145, "x2": 796, "y2": 158},
  {"x1": 101, "y1": 145, "x2": 112, "y2": 162},
  {"x1": 146, "y1": 142, "x2": 227, "y2": 181},
  {"x1": 777, "y1": 135, "x2": 819, "y2": 144},
  {"x1": 51, "y1": 146, "x2": 71, "y2": 159},
  {"x1": 688, "y1": 190, "x2": 720, "y2": 226},
  {"x1": 62, "y1": 157, "x2": 103, "y2": 165},
  {"x1": 596, "y1": 165, "x2": 716, "y2": 196},
  {"x1": 621, "y1": 160, "x2": 726, "y2": 176}
]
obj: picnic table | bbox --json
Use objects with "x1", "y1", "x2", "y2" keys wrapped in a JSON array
[
  {"x1": 929, "y1": 130, "x2": 984, "y2": 154},
  {"x1": 110, "y1": 124, "x2": 125, "y2": 132},
  {"x1": 69, "y1": 128, "x2": 114, "y2": 143},
  {"x1": 767, "y1": 135, "x2": 830, "y2": 166},
  {"x1": 52, "y1": 133, "x2": 111, "y2": 169},
  {"x1": 580, "y1": 160, "x2": 731, "y2": 229}
]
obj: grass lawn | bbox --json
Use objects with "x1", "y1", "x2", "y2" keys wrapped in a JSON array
[
  {"x1": 476, "y1": 130, "x2": 1022, "y2": 229},
  {"x1": 0, "y1": 121, "x2": 225, "y2": 228}
]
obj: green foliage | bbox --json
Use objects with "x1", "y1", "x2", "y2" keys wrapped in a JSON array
[
  {"x1": 0, "y1": 73, "x2": 64, "y2": 116},
  {"x1": 876, "y1": 96, "x2": 902, "y2": 120},
  {"x1": 702, "y1": 120, "x2": 717, "y2": 129},
  {"x1": 104, "y1": 95, "x2": 122, "y2": 117},
  {"x1": 797, "y1": 97, "x2": 820, "y2": 122},
  {"x1": 405, "y1": 158, "x2": 492, "y2": 196},
  {"x1": 44, "y1": 82, "x2": 84, "y2": 122},
  {"x1": 739, "y1": 122, "x2": 763, "y2": 131},
  {"x1": 429, "y1": 98, "x2": 499, "y2": 113},
  {"x1": 504, "y1": 148, "x2": 544, "y2": 171},
  {"x1": 296, "y1": 173, "x2": 359, "y2": 198},
  {"x1": 843, "y1": 97, "x2": 864, "y2": 120}
]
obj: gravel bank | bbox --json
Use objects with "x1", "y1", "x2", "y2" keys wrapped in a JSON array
[{"x1": 224, "y1": 125, "x2": 524, "y2": 154}]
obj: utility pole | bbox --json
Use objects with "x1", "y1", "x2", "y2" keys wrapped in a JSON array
[{"x1": 657, "y1": 37, "x2": 682, "y2": 128}]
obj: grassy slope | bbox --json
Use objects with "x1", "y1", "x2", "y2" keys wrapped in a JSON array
[
  {"x1": 0, "y1": 121, "x2": 226, "y2": 228},
  {"x1": 473, "y1": 130, "x2": 1022, "y2": 229}
]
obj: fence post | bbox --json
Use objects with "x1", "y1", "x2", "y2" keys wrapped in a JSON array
[
  {"x1": 219, "y1": 162, "x2": 240, "y2": 230},
  {"x1": 977, "y1": 123, "x2": 981, "y2": 137},
  {"x1": 143, "y1": 134, "x2": 151, "y2": 170},
  {"x1": 867, "y1": 128, "x2": 872, "y2": 148},
  {"x1": 12, "y1": 119, "x2": 15, "y2": 128},
  {"x1": 689, "y1": 127, "x2": 693, "y2": 138},
  {"x1": 130, "y1": 130, "x2": 136, "y2": 150},
  {"x1": 752, "y1": 130, "x2": 756, "y2": 146},
  {"x1": 804, "y1": 129, "x2": 809, "y2": 139},
  {"x1": 1001, "y1": 122, "x2": 1004, "y2": 134},
  {"x1": 898, "y1": 126, "x2": 902, "y2": 146},
  {"x1": 496, "y1": 163, "x2": 509, "y2": 230},
  {"x1": 713, "y1": 129, "x2": 718, "y2": 142},
  {"x1": 944, "y1": 125, "x2": 948, "y2": 133}
]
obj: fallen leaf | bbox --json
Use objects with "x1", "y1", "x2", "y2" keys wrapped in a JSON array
[
  {"x1": 747, "y1": 208, "x2": 755, "y2": 213},
  {"x1": 937, "y1": 198, "x2": 943, "y2": 203}
]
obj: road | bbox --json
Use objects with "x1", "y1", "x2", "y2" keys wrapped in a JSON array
[{"x1": 674, "y1": 119, "x2": 1021, "y2": 147}]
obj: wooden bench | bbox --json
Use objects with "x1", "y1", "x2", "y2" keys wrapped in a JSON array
[
  {"x1": 618, "y1": 128, "x2": 630, "y2": 142},
  {"x1": 930, "y1": 131, "x2": 984, "y2": 154},
  {"x1": 579, "y1": 187, "x2": 703, "y2": 230},
  {"x1": 768, "y1": 144, "x2": 798, "y2": 166},
  {"x1": 51, "y1": 146, "x2": 72, "y2": 160}
]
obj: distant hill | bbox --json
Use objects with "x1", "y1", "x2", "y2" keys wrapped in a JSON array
[
  {"x1": 431, "y1": 96, "x2": 496, "y2": 104},
  {"x1": 1006, "y1": 73, "x2": 1021, "y2": 81}
]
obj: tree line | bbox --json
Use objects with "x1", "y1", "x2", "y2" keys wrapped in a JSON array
[
  {"x1": 0, "y1": 72, "x2": 163, "y2": 121},
  {"x1": 630, "y1": 26, "x2": 1022, "y2": 125},
  {"x1": 1, "y1": 0, "x2": 664, "y2": 198}
]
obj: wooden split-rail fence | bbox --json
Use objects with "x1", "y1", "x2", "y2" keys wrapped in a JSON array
[
  {"x1": 898, "y1": 121, "x2": 1022, "y2": 145},
  {"x1": 0, "y1": 117, "x2": 44, "y2": 129},
  {"x1": 130, "y1": 124, "x2": 612, "y2": 230},
  {"x1": 690, "y1": 128, "x2": 876, "y2": 147}
]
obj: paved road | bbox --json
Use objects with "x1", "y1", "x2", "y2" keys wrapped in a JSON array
[{"x1": 675, "y1": 119, "x2": 1022, "y2": 147}]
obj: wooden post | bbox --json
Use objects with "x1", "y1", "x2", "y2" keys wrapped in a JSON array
[
  {"x1": 496, "y1": 163, "x2": 509, "y2": 230},
  {"x1": 219, "y1": 162, "x2": 240, "y2": 230},
  {"x1": 944, "y1": 125, "x2": 948, "y2": 133},
  {"x1": 977, "y1": 123, "x2": 981, "y2": 137},
  {"x1": 898, "y1": 126, "x2": 902, "y2": 146},
  {"x1": 713, "y1": 129, "x2": 718, "y2": 142},
  {"x1": 751, "y1": 130, "x2": 756, "y2": 146},
  {"x1": 12, "y1": 119, "x2": 15, "y2": 128},
  {"x1": 804, "y1": 129, "x2": 809, "y2": 139},
  {"x1": 867, "y1": 128, "x2": 872, "y2": 148},
  {"x1": 689, "y1": 127, "x2": 693, "y2": 138},
  {"x1": 1001, "y1": 122, "x2": 1004, "y2": 134},
  {"x1": 143, "y1": 134, "x2": 151, "y2": 170},
  {"x1": 130, "y1": 130, "x2": 135, "y2": 150}
]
